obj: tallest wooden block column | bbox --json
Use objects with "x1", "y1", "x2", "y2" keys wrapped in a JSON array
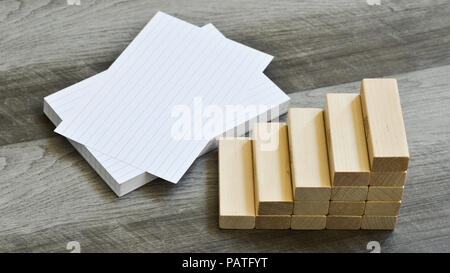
[
  {"x1": 324, "y1": 94, "x2": 370, "y2": 186},
  {"x1": 360, "y1": 79, "x2": 409, "y2": 171}
]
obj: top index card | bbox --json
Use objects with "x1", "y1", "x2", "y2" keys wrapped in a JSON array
[{"x1": 55, "y1": 12, "x2": 275, "y2": 183}]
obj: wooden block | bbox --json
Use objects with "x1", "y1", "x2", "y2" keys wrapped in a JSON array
[
  {"x1": 324, "y1": 94, "x2": 370, "y2": 186},
  {"x1": 328, "y1": 201, "x2": 365, "y2": 216},
  {"x1": 370, "y1": 171, "x2": 407, "y2": 186},
  {"x1": 255, "y1": 214, "x2": 291, "y2": 229},
  {"x1": 252, "y1": 123, "x2": 293, "y2": 215},
  {"x1": 361, "y1": 216, "x2": 397, "y2": 230},
  {"x1": 331, "y1": 186, "x2": 368, "y2": 201},
  {"x1": 365, "y1": 201, "x2": 402, "y2": 216},
  {"x1": 218, "y1": 138, "x2": 255, "y2": 229},
  {"x1": 326, "y1": 215, "x2": 362, "y2": 230},
  {"x1": 367, "y1": 186, "x2": 404, "y2": 201},
  {"x1": 287, "y1": 108, "x2": 331, "y2": 201},
  {"x1": 293, "y1": 201, "x2": 329, "y2": 215},
  {"x1": 360, "y1": 79, "x2": 409, "y2": 171},
  {"x1": 291, "y1": 215, "x2": 326, "y2": 230}
]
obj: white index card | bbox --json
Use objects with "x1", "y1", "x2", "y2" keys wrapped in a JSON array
[
  {"x1": 55, "y1": 12, "x2": 279, "y2": 183},
  {"x1": 47, "y1": 18, "x2": 288, "y2": 195}
]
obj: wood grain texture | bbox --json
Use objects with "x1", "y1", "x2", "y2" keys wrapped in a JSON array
[
  {"x1": 291, "y1": 215, "x2": 326, "y2": 230},
  {"x1": 1, "y1": 10, "x2": 450, "y2": 251},
  {"x1": 326, "y1": 216, "x2": 362, "y2": 230},
  {"x1": 218, "y1": 138, "x2": 255, "y2": 229},
  {"x1": 361, "y1": 79, "x2": 409, "y2": 171},
  {"x1": 324, "y1": 94, "x2": 370, "y2": 186},
  {"x1": 367, "y1": 186, "x2": 404, "y2": 201},
  {"x1": 328, "y1": 201, "x2": 365, "y2": 216},
  {"x1": 255, "y1": 215, "x2": 291, "y2": 230},
  {"x1": 370, "y1": 172, "x2": 407, "y2": 186},
  {"x1": 331, "y1": 186, "x2": 368, "y2": 201},
  {"x1": 252, "y1": 123, "x2": 293, "y2": 215},
  {"x1": 293, "y1": 201, "x2": 329, "y2": 215},
  {"x1": 287, "y1": 108, "x2": 331, "y2": 201},
  {"x1": 365, "y1": 201, "x2": 402, "y2": 216},
  {"x1": 361, "y1": 216, "x2": 397, "y2": 230},
  {"x1": 1, "y1": 0, "x2": 450, "y2": 147}
]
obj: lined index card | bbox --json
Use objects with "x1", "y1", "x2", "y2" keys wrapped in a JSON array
[
  {"x1": 55, "y1": 12, "x2": 281, "y2": 183},
  {"x1": 46, "y1": 21, "x2": 289, "y2": 195},
  {"x1": 46, "y1": 69, "x2": 289, "y2": 194}
]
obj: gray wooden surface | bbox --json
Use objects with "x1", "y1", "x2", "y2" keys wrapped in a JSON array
[{"x1": 0, "y1": 0, "x2": 449, "y2": 252}]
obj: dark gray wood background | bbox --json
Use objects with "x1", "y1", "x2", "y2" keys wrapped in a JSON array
[{"x1": 0, "y1": 0, "x2": 449, "y2": 252}]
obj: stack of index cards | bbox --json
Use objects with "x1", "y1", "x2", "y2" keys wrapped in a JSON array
[{"x1": 44, "y1": 11, "x2": 290, "y2": 196}]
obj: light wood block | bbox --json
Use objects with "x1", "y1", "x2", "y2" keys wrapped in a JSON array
[
  {"x1": 326, "y1": 215, "x2": 362, "y2": 230},
  {"x1": 287, "y1": 108, "x2": 331, "y2": 201},
  {"x1": 365, "y1": 201, "x2": 402, "y2": 216},
  {"x1": 370, "y1": 171, "x2": 407, "y2": 186},
  {"x1": 360, "y1": 79, "x2": 409, "y2": 171},
  {"x1": 293, "y1": 201, "x2": 329, "y2": 215},
  {"x1": 291, "y1": 215, "x2": 326, "y2": 230},
  {"x1": 252, "y1": 123, "x2": 293, "y2": 215},
  {"x1": 367, "y1": 186, "x2": 404, "y2": 201},
  {"x1": 331, "y1": 186, "x2": 368, "y2": 201},
  {"x1": 328, "y1": 201, "x2": 365, "y2": 216},
  {"x1": 361, "y1": 216, "x2": 397, "y2": 230},
  {"x1": 218, "y1": 138, "x2": 255, "y2": 229},
  {"x1": 255, "y1": 214, "x2": 291, "y2": 229},
  {"x1": 324, "y1": 94, "x2": 370, "y2": 186}
]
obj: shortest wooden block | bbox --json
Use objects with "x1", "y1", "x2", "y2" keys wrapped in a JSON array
[
  {"x1": 367, "y1": 186, "x2": 404, "y2": 201},
  {"x1": 361, "y1": 216, "x2": 397, "y2": 230},
  {"x1": 291, "y1": 215, "x2": 326, "y2": 230},
  {"x1": 331, "y1": 186, "x2": 368, "y2": 201},
  {"x1": 365, "y1": 201, "x2": 401, "y2": 216},
  {"x1": 293, "y1": 201, "x2": 329, "y2": 215},
  {"x1": 326, "y1": 215, "x2": 362, "y2": 230},
  {"x1": 328, "y1": 201, "x2": 365, "y2": 216},
  {"x1": 255, "y1": 215, "x2": 291, "y2": 230},
  {"x1": 218, "y1": 138, "x2": 255, "y2": 229}
]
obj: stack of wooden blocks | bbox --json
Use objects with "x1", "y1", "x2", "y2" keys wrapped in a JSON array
[{"x1": 218, "y1": 78, "x2": 409, "y2": 230}]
